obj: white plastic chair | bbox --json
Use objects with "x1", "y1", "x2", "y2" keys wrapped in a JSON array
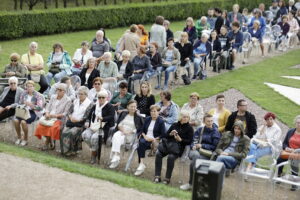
[{"x1": 174, "y1": 31, "x2": 183, "y2": 42}]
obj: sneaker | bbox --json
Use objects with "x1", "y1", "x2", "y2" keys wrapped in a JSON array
[
  {"x1": 134, "y1": 163, "x2": 146, "y2": 176},
  {"x1": 225, "y1": 169, "x2": 231, "y2": 177},
  {"x1": 180, "y1": 183, "x2": 192, "y2": 191},
  {"x1": 162, "y1": 179, "x2": 170, "y2": 185},
  {"x1": 153, "y1": 177, "x2": 161, "y2": 183},
  {"x1": 20, "y1": 140, "x2": 28, "y2": 146},
  {"x1": 109, "y1": 160, "x2": 120, "y2": 169},
  {"x1": 291, "y1": 185, "x2": 298, "y2": 191},
  {"x1": 154, "y1": 85, "x2": 161, "y2": 90},
  {"x1": 192, "y1": 75, "x2": 197, "y2": 80},
  {"x1": 15, "y1": 139, "x2": 21, "y2": 145}
]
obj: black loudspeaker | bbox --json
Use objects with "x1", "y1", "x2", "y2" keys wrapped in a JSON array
[{"x1": 192, "y1": 159, "x2": 225, "y2": 200}]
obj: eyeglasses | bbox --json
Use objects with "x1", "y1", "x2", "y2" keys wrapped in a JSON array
[
  {"x1": 239, "y1": 104, "x2": 248, "y2": 106},
  {"x1": 98, "y1": 96, "x2": 106, "y2": 99},
  {"x1": 94, "y1": 83, "x2": 101, "y2": 85},
  {"x1": 9, "y1": 82, "x2": 17, "y2": 85},
  {"x1": 78, "y1": 93, "x2": 85, "y2": 96},
  {"x1": 11, "y1": 60, "x2": 17, "y2": 62}
]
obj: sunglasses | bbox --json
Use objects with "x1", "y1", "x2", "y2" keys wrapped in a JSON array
[
  {"x1": 10, "y1": 82, "x2": 17, "y2": 85},
  {"x1": 94, "y1": 83, "x2": 101, "y2": 85},
  {"x1": 11, "y1": 60, "x2": 18, "y2": 62},
  {"x1": 98, "y1": 96, "x2": 106, "y2": 99}
]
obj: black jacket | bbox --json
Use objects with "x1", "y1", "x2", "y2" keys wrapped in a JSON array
[
  {"x1": 116, "y1": 61, "x2": 133, "y2": 80},
  {"x1": 166, "y1": 29, "x2": 174, "y2": 44},
  {"x1": 225, "y1": 111, "x2": 257, "y2": 139},
  {"x1": 282, "y1": 128, "x2": 297, "y2": 150},
  {"x1": 138, "y1": 116, "x2": 166, "y2": 139},
  {"x1": 79, "y1": 68, "x2": 100, "y2": 89},
  {"x1": 115, "y1": 111, "x2": 144, "y2": 134},
  {"x1": 88, "y1": 103, "x2": 115, "y2": 128},
  {"x1": 166, "y1": 121, "x2": 194, "y2": 156},
  {"x1": 174, "y1": 42, "x2": 193, "y2": 66},
  {"x1": 183, "y1": 26, "x2": 197, "y2": 44},
  {"x1": 218, "y1": 34, "x2": 231, "y2": 51},
  {"x1": 146, "y1": 51, "x2": 162, "y2": 70},
  {"x1": 209, "y1": 38, "x2": 222, "y2": 52},
  {"x1": 134, "y1": 94, "x2": 155, "y2": 116},
  {"x1": 215, "y1": 16, "x2": 224, "y2": 35}
]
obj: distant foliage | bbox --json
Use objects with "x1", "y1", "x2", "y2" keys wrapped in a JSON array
[{"x1": 0, "y1": 0, "x2": 263, "y2": 40}]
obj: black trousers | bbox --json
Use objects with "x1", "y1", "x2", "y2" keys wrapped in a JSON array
[
  {"x1": 0, "y1": 108, "x2": 15, "y2": 121},
  {"x1": 277, "y1": 157, "x2": 299, "y2": 176},
  {"x1": 155, "y1": 150, "x2": 178, "y2": 179},
  {"x1": 28, "y1": 74, "x2": 49, "y2": 94}
]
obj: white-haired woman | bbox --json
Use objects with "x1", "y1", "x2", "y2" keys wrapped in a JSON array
[
  {"x1": 181, "y1": 92, "x2": 204, "y2": 131},
  {"x1": 192, "y1": 33, "x2": 211, "y2": 80},
  {"x1": 21, "y1": 42, "x2": 49, "y2": 94},
  {"x1": 183, "y1": 17, "x2": 197, "y2": 44},
  {"x1": 154, "y1": 111, "x2": 194, "y2": 184},
  {"x1": 0, "y1": 77, "x2": 24, "y2": 121},
  {"x1": 97, "y1": 52, "x2": 118, "y2": 93},
  {"x1": 82, "y1": 90, "x2": 115, "y2": 164},
  {"x1": 35, "y1": 83, "x2": 71, "y2": 150},
  {"x1": 116, "y1": 50, "x2": 134, "y2": 82},
  {"x1": 14, "y1": 80, "x2": 44, "y2": 146},
  {"x1": 61, "y1": 86, "x2": 93, "y2": 155},
  {"x1": 195, "y1": 16, "x2": 211, "y2": 39}
]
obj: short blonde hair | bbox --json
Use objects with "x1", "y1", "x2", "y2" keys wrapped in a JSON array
[
  {"x1": 10, "y1": 53, "x2": 20, "y2": 60},
  {"x1": 26, "y1": 80, "x2": 35, "y2": 87},
  {"x1": 186, "y1": 17, "x2": 195, "y2": 26},
  {"x1": 122, "y1": 50, "x2": 131, "y2": 57},
  {"x1": 179, "y1": 110, "x2": 190, "y2": 121},
  {"x1": 190, "y1": 92, "x2": 200, "y2": 100}
]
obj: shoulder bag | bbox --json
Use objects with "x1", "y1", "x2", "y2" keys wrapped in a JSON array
[
  {"x1": 198, "y1": 127, "x2": 213, "y2": 157},
  {"x1": 15, "y1": 105, "x2": 31, "y2": 120},
  {"x1": 39, "y1": 116, "x2": 57, "y2": 127}
]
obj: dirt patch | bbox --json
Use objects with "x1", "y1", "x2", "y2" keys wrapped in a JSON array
[
  {"x1": 0, "y1": 153, "x2": 176, "y2": 200},
  {"x1": 291, "y1": 64, "x2": 300, "y2": 69}
]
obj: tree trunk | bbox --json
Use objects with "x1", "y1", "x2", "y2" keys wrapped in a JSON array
[
  {"x1": 113, "y1": 0, "x2": 117, "y2": 4},
  {"x1": 75, "y1": 0, "x2": 79, "y2": 6},
  {"x1": 94, "y1": 0, "x2": 97, "y2": 6},
  {"x1": 63, "y1": 0, "x2": 67, "y2": 8},
  {"x1": 55, "y1": 0, "x2": 58, "y2": 8},
  {"x1": 14, "y1": 0, "x2": 18, "y2": 10},
  {"x1": 82, "y1": 0, "x2": 86, "y2": 6},
  {"x1": 20, "y1": 0, "x2": 24, "y2": 10},
  {"x1": 104, "y1": 0, "x2": 107, "y2": 5},
  {"x1": 44, "y1": 0, "x2": 48, "y2": 9}
]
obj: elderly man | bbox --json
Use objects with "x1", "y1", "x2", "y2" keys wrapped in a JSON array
[
  {"x1": 0, "y1": 77, "x2": 24, "y2": 121},
  {"x1": 21, "y1": 41, "x2": 49, "y2": 93},
  {"x1": 48, "y1": 76, "x2": 76, "y2": 101},
  {"x1": 90, "y1": 30, "x2": 110, "y2": 63},
  {"x1": 195, "y1": 16, "x2": 211, "y2": 39},
  {"x1": 119, "y1": 24, "x2": 140, "y2": 60},
  {"x1": 97, "y1": 52, "x2": 118, "y2": 93}
]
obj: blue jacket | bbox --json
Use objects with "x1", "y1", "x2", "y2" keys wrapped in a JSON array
[
  {"x1": 138, "y1": 116, "x2": 166, "y2": 138},
  {"x1": 156, "y1": 101, "x2": 179, "y2": 127},
  {"x1": 191, "y1": 124, "x2": 221, "y2": 151},
  {"x1": 193, "y1": 41, "x2": 212, "y2": 57},
  {"x1": 227, "y1": 30, "x2": 243, "y2": 49},
  {"x1": 248, "y1": 17, "x2": 266, "y2": 36},
  {"x1": 282, "y1": 128, "x2": 297, "y2": 150},
  {"x1": 248, "y1": 27, "x2": 263, "y2": 42}
]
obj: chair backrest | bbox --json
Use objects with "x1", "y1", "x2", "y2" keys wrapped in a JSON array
[
  {"x1": 265, "y1": 11, "x2": 274, "y2": 24},
  {"x1": 174, "y1": 31, "x2": 183, "y2": 43},
  {"x1": 70, "y1": 75, "x2": 81, "y2": 91},
  {"x1": 243, "y1": 32, "x2": 252, "y2": 43},
  {"x1": 271, "y1": 25, "x2": 282, "y2": 37},
  {"x1": 0, "y1": 78, "x2": 27, "y2": 86},
  {"x1": 288, "y1": 148, "x2": 300, "y2": 176}
]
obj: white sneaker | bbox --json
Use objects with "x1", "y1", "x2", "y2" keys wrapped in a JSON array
[
  {"x1": 15, "y1": 139, "x2": 21, "y2": 145},
  {"x1": 111, "y1": 155, "x2": 120, "y2": 163},
  {"x1": 180, "y1": 183, "x2": 192, "y2": 191},
  {"x1": 20, "y1": 140, "x2": 28, "y2": 146},
  {"x1": 134, "y1": 163, "x2": 146, "y2": 176},
  {"x1": 109, "y1": 160, "x2": 120, "y2": 169}
]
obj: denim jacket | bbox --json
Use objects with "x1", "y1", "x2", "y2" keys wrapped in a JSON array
[{"x1": 156, "y1": 101, "x2": 179, "y2": 129}]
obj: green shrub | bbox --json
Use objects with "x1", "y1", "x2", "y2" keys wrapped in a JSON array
[{"x1": 0, "y1": 0, "x2": 266, "y2": 40}]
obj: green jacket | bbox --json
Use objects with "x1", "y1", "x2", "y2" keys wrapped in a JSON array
[
  {"x1": 195, "y1": 20, "x2": 211, "y2": 38},
  {"x1": 215, "y1": 131, "x2": 250, "y2": 162}
]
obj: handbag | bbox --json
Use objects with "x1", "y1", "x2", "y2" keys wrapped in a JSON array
[
  {"x1": 39, "y1": 116, "x2": 57, "y2": 127},
  {"x1": 49, "y1": 64, "x2": 61, "y2": 74},
  {"x1": 198, "y1": 126, "x2": 213, "y2": 157},
  {"x1": 158, "y1": 138, "x2": 180, "y2": 155},
  {"x1": 90, "y1": 120, "x2": 101, "y2": 132},
  {"x1": 15, "y1": 105, "x2": 30, "y2": 120}
]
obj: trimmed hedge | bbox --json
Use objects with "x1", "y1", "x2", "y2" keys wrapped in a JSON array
[{"x1": 0, "y1": 0, "x2": 265, "y2": 40}]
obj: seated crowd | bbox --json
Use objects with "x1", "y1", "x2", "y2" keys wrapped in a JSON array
[{"x1": 0, "y1": 0, "x2": 300, "y2": 192}]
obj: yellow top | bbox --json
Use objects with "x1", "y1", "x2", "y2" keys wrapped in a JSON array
[
  {"x1": 21, "y1": 52, "x2": 44, "y2": 74},
  {"x1": 208, "y1": 108, "x2": 231, "y2": 133},
  {"x1": 140, "y1": 35, "x2": 149, "y2": 46}
]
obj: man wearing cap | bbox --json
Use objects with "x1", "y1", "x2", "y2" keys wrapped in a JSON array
[
  {"x1": 225, "y1": 99, "x2": 257, "y2": 139},
  {"x1": 215, "y1": 120, "x2": 250, "y2": 176}
]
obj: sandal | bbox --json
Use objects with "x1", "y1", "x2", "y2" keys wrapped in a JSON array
[
  {"x1": 49, "y1": 143, "x2": 55, "y2": 150},
  {"x1": 153, "y1": 176, "x2": 161, "y2": 183}
]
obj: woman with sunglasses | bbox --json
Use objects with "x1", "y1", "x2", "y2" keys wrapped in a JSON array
[
  {"x1": 1, "y1": 53, "x2": 27, "y2": 78},
  {"x1": 0, "y1": 77, "x2": 24, "y2": 121},
  {"x1": 88, "y1": 77, "x2": 111, "y2": 103},
  {"x1": 82, "y1": 91, "x2": 115, "y2": 164}
]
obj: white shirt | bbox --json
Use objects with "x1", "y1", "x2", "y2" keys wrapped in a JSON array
[
  {"x1": 146, "y1": 120, "x2": 156, "y2": 139},
  {"x1": 73, "y1": 48, "x2": 93, "y2": 65},
  {"x1": 26, "y1": 95, "x2": 33, "y2": 103},
  {"x1": 212, "y1": 112, "x2": 220, "y2": 127},
  {"x1": 120, "y1": 115, "x2": 136, "y2": 134},
  {"x1": 150, "y1": 24, "x2": 167, "y2": 48},
  {"x1": 85, "y1": 73, "x2": 90, "y2": 84},
  {"x1": 71, "y1": 98, "x2": 91, "y2": 121},
  {"x1": 253, "y1": 123, "x2": 282, "y2": 147},
  {"x1": 119, "y1": 63, "x2": 127, "y2": 75}
]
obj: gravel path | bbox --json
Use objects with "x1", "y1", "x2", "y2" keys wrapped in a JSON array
[{"x1": 0, "y1": 153, "x2": 176, "y2": 200}]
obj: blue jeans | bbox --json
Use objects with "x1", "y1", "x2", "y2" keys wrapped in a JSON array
[
  {"x1": 193, "y1": 57, "x2": 205, "y2": 76},
  {"x1": 71, "y1": 67, "x2": 82, "y2": 76},
  {"x1": 216, "y1": 155, "x2": 238, "y2": 169},
  {"x1": 46, "y1": 71, "x2": 68, "y2": 84},
  {"x1": 246, "y1": 143, "x2": 272, "y2": 164},
  {"x1": 162, "y1": 65, "x2": 176, "y2": 87}
]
